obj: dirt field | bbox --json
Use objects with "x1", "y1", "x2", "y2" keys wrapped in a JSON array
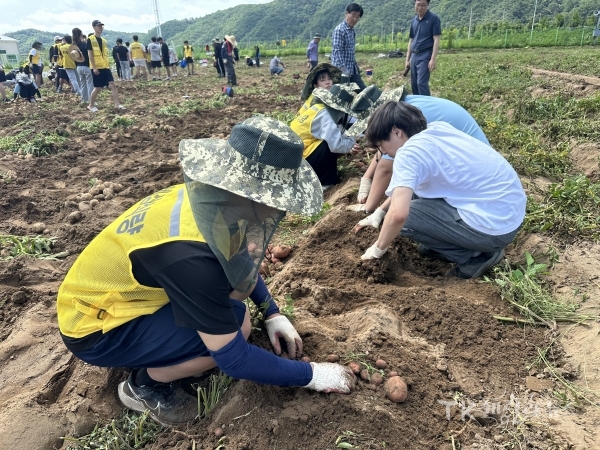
[{"x1": 0, "y1": 55, "x2": 599, "y2": 450}]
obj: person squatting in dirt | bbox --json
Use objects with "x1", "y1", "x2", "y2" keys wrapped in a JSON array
[
  {"x1": 56, "y1": 117, "x2": 356, "y2": 426},
  {"x1": 291, "y1": 63, "x2": 363, "y2": 191},
  {"x1": 357, "y1": 101, "x2": 526, "y2": 279},
  {"x1": 347, "y1": 85, "x2": 489, "y2": 216}
]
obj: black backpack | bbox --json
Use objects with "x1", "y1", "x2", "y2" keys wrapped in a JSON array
[{"x1": 233, "y1": 47, "x2": 239, "y2": 62}]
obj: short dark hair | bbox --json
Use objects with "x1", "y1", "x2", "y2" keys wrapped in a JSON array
[
  {"x1": 133, "y1": 35, "x2": 139, "y2": 41},
  {"x1": 346, "y1": 3, "x2": 364, "y2": 17},
  {"x1": 157, "y1": 37, "x2": 163, "y2": 41},
  {"x1": 184, "y1": 40, "x2": 189, "y2": 44},
  {"x1": 151, "y1": 37, "x2": 157, "y2": 42},
  {"x1": 116, "y1": 38, "x2": 123, "y2": 44},
  {"x1": 63, "y1": 35, "x2": 72, "y2": 44},
  {"x1": 365, "y1": 101, "x2": 427, "y2": 147},
  {"x1": 312, "y1": 69, "x2": 332, "y2": 87}
]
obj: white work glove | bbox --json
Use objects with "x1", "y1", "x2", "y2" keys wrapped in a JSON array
[
  {"x1": 357, "y1": 208, "x2": 386, "y2": 230},
  {"x1": 361, "y1": 243, "x2": 388, "y2": 260},
  {"x1": 346, "y1": 203, "x2": 367, "y2": 212},
  {"x1": 305, "y1": 363, "x2": 356, "y2": 394},
  {"x1": 222, "y1": 58, "x2": 228, "y2": 64},
  {"x1": 265, "y1": 315, "x2": 303, "y2": 359},
  {"x1": 357, "y1": 177, "x2": 372, "y2": 203}
]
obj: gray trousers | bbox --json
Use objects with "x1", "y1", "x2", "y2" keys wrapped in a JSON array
[
  {"x1": 77, "y1": 66, "x2": 94, "y2": 102},
  {"x1": 401, "y1": 198, "x2": 519, "y2": 265},
  {"x1": 409, "y1": 51, "x2": 432, "y2": 96}
]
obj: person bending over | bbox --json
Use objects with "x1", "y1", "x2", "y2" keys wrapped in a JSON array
[
  {"x1": 56, "y1": 117, "x2": 355, "y2": 426},
  {"x1": 357, "y1": 101, "x2": 525, "y2": 279}
]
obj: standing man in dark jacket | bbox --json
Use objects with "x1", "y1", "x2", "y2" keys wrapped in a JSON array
[
  {"x1": 220, "y1": 35, "x2": 237, "y2": 86},
  {"x1": 212, "y1": 38, "x2": 225, "y2": 78},
  {"x1": 405, "y1": 0, "x2": 441, "y2": 96},
  {"x1": 158, "y1": 37, "x2": 171, "y2": 80},
  {"x1": 112, "y1": 40, "x2": 122, "y2": 80}
]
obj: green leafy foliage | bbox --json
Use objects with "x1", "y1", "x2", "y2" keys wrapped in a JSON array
[
  {"x1": 486, "y1": 252, "x2": 597, "y2": 326},
  {"x1": 0, "y1": 235, "x2": 68, "y2": 260},
  {"x1": 63, "y1": 410, "x2": 162, "y2": 450}
]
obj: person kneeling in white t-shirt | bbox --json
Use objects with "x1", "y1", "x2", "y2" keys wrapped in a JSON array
[{"x1": 356, "y1": 101, "x2": 526, "y2": 279}]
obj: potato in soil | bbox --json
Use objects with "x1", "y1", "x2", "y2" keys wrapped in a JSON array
[{"x1": 384, "y1": 376, "x2": 408, "y2": 403}]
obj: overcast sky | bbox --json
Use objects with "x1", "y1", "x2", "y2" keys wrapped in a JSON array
[{"x1": 0, "y1": 0, "x2": 273, "y2": 34}]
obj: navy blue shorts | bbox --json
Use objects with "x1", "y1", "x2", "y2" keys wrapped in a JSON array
[
  {"x1": 92, "y1": 68, "x2": 114, "y2": 87},
  {"x1": 31, "y1": 65, "x2": 41, "y2": 75},
  {"x1": 70, "y1": 300, "x2": 248, "y2": 368}
]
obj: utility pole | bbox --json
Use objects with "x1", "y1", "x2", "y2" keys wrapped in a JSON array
[
  {"x1": 468, "y1": 5, "x2": 473, "y2": 39},
  {"x1": 530, "y1": 0, "x2": 538, "y2": 44},
  {"x1": 392, "y1": 20, "x2": 394, "y2": 44},
  {"x1": 152, "y1": 0, "x2": 162, "y2": 38}
]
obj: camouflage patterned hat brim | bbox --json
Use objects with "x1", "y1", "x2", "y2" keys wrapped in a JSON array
[
  {"x1": 179, "y1": 139, "x2": 323, "y2": 216},
  {"x1": 311, "y1": 86, "x2": 355, "y2": 114},
  {"x1": 346, "y1": 86, "x2": 406, "y2": 137}
]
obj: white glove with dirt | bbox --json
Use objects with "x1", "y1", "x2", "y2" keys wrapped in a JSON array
[
  {"x1": 305, "y1": 363, "x2": 356, "y2": 394},
  {"x1": 265, "y1": 315, "x2": 302, "y2": 359},
  {"x1": 361, "y1": 243, "x2": 388, "y2": 260},
  {"x1": 357, "y1": 177, "x2": 372, "y2": 203},
  {"x1": 346, "y1": 203, "x2": 367, "y2": 212},
  {"x1": 357, "y1": 208, "x2": 386, "y2": 229}
]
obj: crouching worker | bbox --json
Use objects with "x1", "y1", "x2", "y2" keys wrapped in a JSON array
[
  {"x1": 357, "y1": 101, "x2": 526, "y2": 279},
  {"x1": 56, "y1": 117, "x2": 356, "y2": 426},
  {"x1": 291, "y1": 84, "x2": 360, "y2": 190}
]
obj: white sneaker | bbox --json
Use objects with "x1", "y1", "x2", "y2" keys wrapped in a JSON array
[
  {"x1": 165, "y1": 77, "x2": 171, "y2": 81},
  {"x1": 87, "y1": 105, "x2": 98, "y2": 113},
  {"x1": 115, "y1": 104, "x2": 126, "y2": 110}
]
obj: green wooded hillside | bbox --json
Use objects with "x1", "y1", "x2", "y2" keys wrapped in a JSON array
[{"x1": 6, "y1": 0, "x2": 600, "y2": 52}]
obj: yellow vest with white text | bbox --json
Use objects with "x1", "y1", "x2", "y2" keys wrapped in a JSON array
[
  {"x1": 57, "y1": 185, "x2": 206, "y2": 338},
  {"x1": 290, "y1": 96, "x2": 326, "y2": 158}
]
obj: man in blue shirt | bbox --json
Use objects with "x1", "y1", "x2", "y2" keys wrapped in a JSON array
[
  {"x1": 332, "y1": 3, "x2": 366, "y2": 91},
  {"x1": 306, "y1": 34, "x2": 321, "y2": 69},
  {"x1": 405, "y1": 0, "x2": 441, "y2": 96}
]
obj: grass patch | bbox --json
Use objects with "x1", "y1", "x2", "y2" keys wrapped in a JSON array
[
  {"x1": 109, "y1": 116, "x2": 136, "y2": 129},
  {"x1": 194, "y1": 372, "x2": 233, "y2": 419},
  {"x1": 63, "y1": 409, "x2": 163, "y2": 449},
  {"x1": 72, "y1": 120, "x2": 103, "y2": 133},
  {"x1": 18, "y1": 133, "x2": 67, "y2": 157},
  {"x1": 486, "y1": 252, "x2": 598, "y2": 326},
  {"x1": 156, "y1": 95, "x2": 226, "y2": 117},
  {"x1": 525, "y1": 175, "x2": 600, "y2": 240},
  {"x1": 252, "y1": 110, "x2": 296, "y2": 124}
]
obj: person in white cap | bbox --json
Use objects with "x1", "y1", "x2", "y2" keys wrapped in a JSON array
[{"x1": 56, "y1": 117, "x2": 356, "y2": 426}]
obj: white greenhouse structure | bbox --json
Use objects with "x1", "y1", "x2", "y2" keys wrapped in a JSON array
[{"x1": 0, "y1": 35, "x2": 20, "y2": 67}]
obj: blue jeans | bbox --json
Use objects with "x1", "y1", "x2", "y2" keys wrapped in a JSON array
[
  {"x1": 65, "y1": 68, "x2": 81, "y2": 96},
  {"x1": 410, "y1": 51, "x2": 432, "y2": 96},
  {"x1": 270, "y1": 67, "x2": 284, "y2": 75}
]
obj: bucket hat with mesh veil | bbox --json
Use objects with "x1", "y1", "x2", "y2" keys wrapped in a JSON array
[
  {"x1": 346, "y1": 84, "x2": 407, "y2": 137},
  {"x1": 179, "y1": 117, "x2": 323, "y2": 216}
]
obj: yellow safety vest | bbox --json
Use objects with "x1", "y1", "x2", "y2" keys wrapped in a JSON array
[
  {"x1": 57, "y1": 185, "x2": 207, "y2": 338},
  {"x1": 89, "y1": 35, "x2": 109, "y2": 69},
  {"x1": 184, "y1": 45, "x2": 194, "y2": 58},
  {"x1": 59, "y1": 43, "x2": 76, "y2": 69},
  {"x1": 130, "y1": 42, "x2": 144, "y2": 59},
  {"x1": 290, "y1": 96, "x2": 326, "y2": 158},
  {"x1": 29, "y1": 49, "x2": 40, "y2": 65}
]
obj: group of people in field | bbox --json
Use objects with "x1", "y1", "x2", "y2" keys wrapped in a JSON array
[{"x1": 51, "y1": 0, "x2": 526, "y2": 428}]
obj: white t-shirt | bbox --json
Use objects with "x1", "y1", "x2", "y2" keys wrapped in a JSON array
[
  {"x1": 387, "y1": 121, "x2": 526, "y2": 236},
  {"x1": 147, "y1": 42, "x2": 161, "y2": 61}
]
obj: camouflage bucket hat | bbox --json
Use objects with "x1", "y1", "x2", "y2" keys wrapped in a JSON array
[
  {"x1": 346, "y1": 85, "x2": 407, "y2": 137},
  {"x1": 311, "y1": 84, "x2": 356, "y2": 114},
  {"x1": 179, "y1": 117, "x2": 323, "y2": 216},
  {"x1": 301, "y1": 62, "x2": 342, "y2": 101}
]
